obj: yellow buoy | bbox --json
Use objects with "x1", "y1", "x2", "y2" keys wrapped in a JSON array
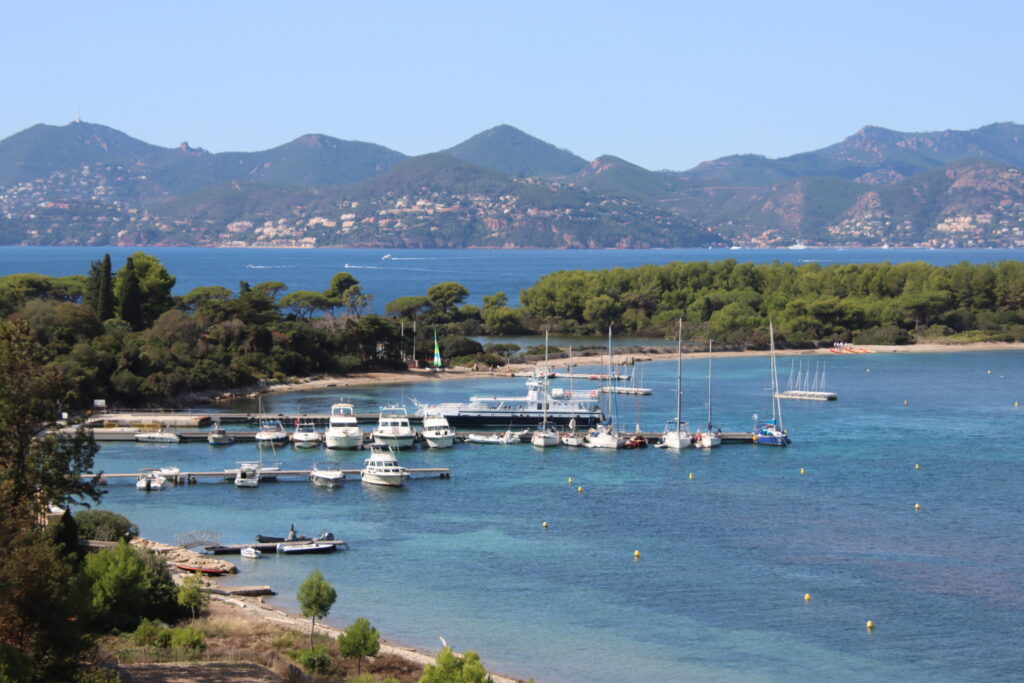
[
  {"x1": 568, "y1": 477, "x2": 573, "y2": 484},
  {"x1": 633, "y1": 550, "x2": 640, "y2": 559},
  {"x1": 903, "y1": 399, "x2": 908, "y2": 406},
  {"x1": 915, "y1": 463, "x2": 920, "y2": 470},
  {"x1": 804, "y1": 593, "x2": 811, "y2": 602},
  {"x1": 987, "y1": 370, "x2": 992, "y2": 374},
  {"x1": 866, "y1": 620, "x2": 874, "y2": 630},
  {"x1": 577, "y1": 486, "x2": 583, "y2": 493},
  {"x1": 689, "y1": 472, "x2": 694, "y2": 480},
  {"x1": 800, "y1": 467, "x2": 805, "y2": 475},
  {"x1": 542, "y1": 521, "x2": 548, "y2": 529},
  {"x1": 1015, "y1": 401, "x2": 1019, "y2": 409},
  {"x1": 914, "y1": 503, "x2": 921, "y2": 511}
]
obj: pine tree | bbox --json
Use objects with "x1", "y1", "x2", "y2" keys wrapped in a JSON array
[
  {"x1": 97, "y1": 254, "x2": 114, "y2": 321},
  {"x1": 117, "y1": 260, "x2": 143, "y2": 330}
]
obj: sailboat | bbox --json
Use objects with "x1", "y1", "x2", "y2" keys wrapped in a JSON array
[
  {"x1": 585, "y1": 326, "x2": 625, "y2": 449},
  {"x1": 531, "y1": 330, "x2": 559, "y2": 447},
  {"x1": 560, "y1": 346, "x2": 586, "y2": 447},
  {"x1": 753, "y1": 321, "x2": 790, "y2": 446},
  {"x1": 661, "y1": 319, "x2": 692, "y2": 449},
  {"x1": 693, "y1": 340, "x2": 722, "y2": 448}
]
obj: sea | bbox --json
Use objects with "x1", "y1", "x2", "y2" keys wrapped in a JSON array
[
  {"x1": 1, "y1": 246, "x2": 1020, "y2": 314},
  {"x1": 88, "y1": 350, "x2": 1023, "y2": 682},
  {"x1": 6, "y1": 246, "x2": 1023, "y2": 681}
]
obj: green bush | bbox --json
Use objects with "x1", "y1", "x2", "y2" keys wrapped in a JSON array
[
  {"x1": 169, "y1": 626, "x2": 206, "y2": 657},
  {"x1": 74, "y1": 510, "x2": 138, "y2": 541},
  {"x1": 74, "y1": 665, "x2": 122, "y2": 682},
  {"x1": 290, "y1": 645, "x2": 331, "y2": 673},
  {"x1": 132, "y1": 618, "x2": 171, "y2": 648}
]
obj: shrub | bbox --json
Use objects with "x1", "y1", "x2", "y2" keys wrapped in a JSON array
[
  {"x1": 169, "y1": 626, "x2": 206, "y2": 657},
  {"x1": 74, "y1": 667, "x2": 122, "y2": 683},
  {"x1": 74, "y1": 510, "x2": 138, "y2": 541},
  {"x1": 337, "y1": 617, "x2": 380, "y2": 675},
  {"x1": 131, "y1": 618, "x2": 171, "y2": 648},
  {"x1": 290, "y1": 645, "x2": 331, "y2": 674}
]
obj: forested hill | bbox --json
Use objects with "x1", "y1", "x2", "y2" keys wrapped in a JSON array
[{"x1": 1, "y1": 121, "x2": 1024, "y2": 248}]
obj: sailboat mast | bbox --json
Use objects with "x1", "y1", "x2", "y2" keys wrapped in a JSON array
[
  {"x1": 707, "y1": 339, "x2": 714, "y2": 430},
  {"x1": 769, "y1": 321, "x2": 784, "y2": 428},
  {"x1": 675, "y1": 319, "x2": 682, "y2": 434},
  {"x1": 608, "y1": 325, "x2": 618, "y2": 428},
  {"x1": 542, "y1": 330, "x2": 549, "y2": 429}
]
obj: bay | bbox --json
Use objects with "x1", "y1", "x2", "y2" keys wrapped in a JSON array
[
  {"x1": 1, "y1": 246, "x2": 1020, "y2": 313},
  {"x1": 90, "y1": 349, "x2": 1024, "y2": 682}
]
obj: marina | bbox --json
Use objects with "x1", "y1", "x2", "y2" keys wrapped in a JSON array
[{"x1": 83, "y1": 348, "x2": 1024, "y2": 683}]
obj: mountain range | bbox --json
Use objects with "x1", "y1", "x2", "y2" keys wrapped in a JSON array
[{"x1": 1, "y1": 120, "x2": 1023, "y2": 249}]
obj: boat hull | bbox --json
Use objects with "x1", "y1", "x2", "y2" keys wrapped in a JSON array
[
  {"x1": 325, "y1": 432, "x2": 363, "y2": 449},
  {"x1": 372, "y1": 433, "x2": 415, "y2": 449},
  {"x1": 360, "y1": 472, "x2": 408, "y2": 487},
  {"x1": 424, "y1": 433, "x2": 454, "y2": 449},
  {"x1": 661, "y1": 431, "x2": 693, "y2": 449},
  {"x1": 531, "y1": 430, "x2": 559, "y2": 447}
]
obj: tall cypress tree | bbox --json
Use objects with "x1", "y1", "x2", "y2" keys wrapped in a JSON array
[
  {"x1": 117, "y1": 260, "x2": 143, "y2": 330},
  {"x1": 85, "y1": 259, "x2": 103, "y2": 314},
  {"x1": 97, "y1": 254, "x2": 114, "y2": 321}
]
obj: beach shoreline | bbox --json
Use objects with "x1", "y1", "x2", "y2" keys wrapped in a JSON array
[{"x1": 238, "y1": 340, "x2": 1024, "y2": 397}]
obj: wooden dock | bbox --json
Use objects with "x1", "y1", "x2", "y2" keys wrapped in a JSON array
[{"x1": 84, "y1": 467, "x2": 452, "y2": 484}]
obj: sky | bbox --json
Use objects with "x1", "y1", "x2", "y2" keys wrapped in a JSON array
[{"x1": 2, "y1": 1, "x2": 1022, "y2": 171}]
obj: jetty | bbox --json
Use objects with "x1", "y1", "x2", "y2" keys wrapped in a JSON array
[{"x1": 83, "y1": 467, "x2": 451, "y2": 484}]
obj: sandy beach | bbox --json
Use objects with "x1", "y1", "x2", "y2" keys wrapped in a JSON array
[{"x1": 250, "y1": 341, "x2": 1024, "y2": 396}]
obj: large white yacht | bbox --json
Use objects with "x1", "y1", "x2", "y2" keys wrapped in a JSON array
[
  {"x1": 360, "y1": 445, "x2": 409, "y2": 487},
  {"x1": 324, "y1": 402, "x2": 364, "y2": 449},
  {"x1": 413, "y1": 372, "x2": 603, "y2": 427},
  {"x1": 371, "y1": 405, "x2": 415, "y2": 449}
]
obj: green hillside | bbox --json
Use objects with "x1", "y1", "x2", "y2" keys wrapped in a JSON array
[{"x1": 442, "y1": 124, "x2": 588, "y2": 178}]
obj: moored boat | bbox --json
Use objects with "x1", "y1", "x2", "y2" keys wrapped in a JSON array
[
  {"x1": 134, "y1": 429, "x2": 180, "y2": 443},
  {"x1": 661, "y1": 319, "x2": 692, "y2": 449},
  {"x1": 135, "y1": 468, "x2": 168, "y2": 491},
  {"x1": 753, "y1": 321, "x2": 790, "y2": 447},
  {"x1": 207, "y1": 423, "x2": 234, "y2": 445},
  {"x1": 240, "y1": 546, "x2": 261, "y2": 559},
  {"x1": 421, "y1": 410, "x2": 455, "y2": 449},
  {"x1": 291, "y1": 419, "x2": 322, "y2": 448},
  {"x1": 361, "y1": 445, "x2": 409, "y2": 487},
  {"x1": 255, "y1": 418, "x2": 289, "y2": 445},
  {"x1": 309, "y1": 462, "x2": 346, "y2": 488},
  {"x1": 275, "y1": 541, "x2": 337, "y2": 554},
  {"x1": 466, "y1": 429, "x2": 528, "y2": 444},
  {"x1": 234, "y1": 464, "x2": 260, "y2": 488},
  {"x1": 324, "y1": 402, "x2": 363, "y2": 449},
  {"x1": 371, "y1": 405, "x2": 415, "y2": 449}
]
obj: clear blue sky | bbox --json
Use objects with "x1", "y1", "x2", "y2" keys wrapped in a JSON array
[{"x1": 3, "y1": 1, "x2": 1021, "y2": 171}]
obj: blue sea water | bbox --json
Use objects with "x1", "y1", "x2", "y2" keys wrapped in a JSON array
[
  {"x1": 0, "y1": 246, "x2": 1019, "y2": 313},
  {"x1": 90, "y1": 349, "x2": 1024, "y2": 682}
]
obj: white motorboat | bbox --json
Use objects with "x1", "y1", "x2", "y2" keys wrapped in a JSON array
[
  {"x1": 466, "y1": 429, "x2": 528, "y2": 444},
  {"x1": 134, "y1": 429, "x2": 180, "y2": 443},
  {"x1": 324, "y1": 402, "x2": 363, "y2": 449},
  {"x1": 661, "y1": 319, "x2": 692, "y2": 449},
  {"x1": 360, "y1": 445, "x2": 409, "y2": 487},
  {"x1": 531, "y1": 330, "x2": 560, "y2": 448},
  {"x1": 234, "y1": 464, "x2": 260, "y2": 488},
  {"x1": 135, "y1": 469, "x2": 168, "y2": 491},
  {"x1": 421, "y1": 410, "x2": 455, "y2": 449},
  {"x1": 371, "y1": 405, "x2": 415, "y2": 449},
  {"x1": 254, "y1": 418, "x2": 289, "y2": 445},
  {"x1": 309, "y1": 461, "x2": 346, "y2": 488},
  {"x1": 207, "y1": 423, "x2": 234, "y2": 445},
  {"x1": 275, "y1": 541, "x2": 337, "y2": 554},
  {"x1": 291, "y1": 419, "x2": 322, "y2": 447},
  {"x1": 240, "y1": 546, "x2": 261, "y2": 559}
]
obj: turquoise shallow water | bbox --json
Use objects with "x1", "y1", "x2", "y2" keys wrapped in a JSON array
[{"x1": 91, "y1": 350, "x2": 1024, "y2": 682}]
